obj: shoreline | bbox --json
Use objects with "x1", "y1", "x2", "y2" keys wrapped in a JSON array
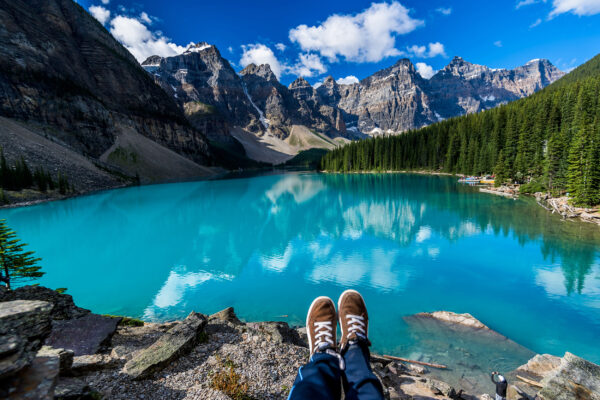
[{"x1": 2, "y1": 286, "x2": 599, "y2": 399}]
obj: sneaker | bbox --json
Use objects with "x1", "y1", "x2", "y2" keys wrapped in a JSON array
[
  {"x1": 306, "y1": 296, "x2": 337, "y2": 355},
  {"x1": 338, "y1": 289, "x2": 370, "y2": 351}
]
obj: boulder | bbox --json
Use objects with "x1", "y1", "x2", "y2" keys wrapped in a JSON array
[
  {"x1": 2, "y1": 355, "x2": 60, "y2": 400},
  {"x1": 123, "y1": 312, "x2": 207, "y2": 380},
  {"x1": 45, "y1": 314, "x2": 121, "y2": 356},
  {"x1": 209, "y1": 307, "x2": 242, "y2": 325},
  {"x1": 0, "y1": 286, "x2": 89, "y2": 320},
  {"x1": 0, "y1": 300, "x2": 53, "y2": 379},
  {"x1": 516, "y1": 354, "x2": 561, "y2": 379},
  {"x1": 71, "y1": 354, "x2": 119, "y2": 375},
  {"x1": 37, "y1": 346, "x2": 73, "y2": 374},
  {"x1": 427, "y1": 378, "x2": 457, "y2": 397},
  {"x1": 54, "y1": 377, "x2": 94, "y2": 399},
  {"x1": 539, "y1": 352, "x2": 600, "y2": 400},
  {"x1": 412, "y1": 311, "x2": 490, "y2": 331},
  {"x1": 246, "y1": 321, "x2": 304, "y2": 346}
]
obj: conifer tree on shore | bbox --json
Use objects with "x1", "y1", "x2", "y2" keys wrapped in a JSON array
[
  {"x1": 0, "y1": 219, "x2": 43, "y2": 290},
  {"x1": 320, "y1": 54, "x2": 600, "y2": 206}
]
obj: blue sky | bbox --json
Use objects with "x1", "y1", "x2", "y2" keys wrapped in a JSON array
[{"x1": 78, "y1": 0, "x2": 600, "y2": 85}]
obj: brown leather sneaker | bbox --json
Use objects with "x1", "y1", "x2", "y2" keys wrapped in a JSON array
[
  {"x1": 306, "y1": 296, "x2": 337, "y2": 355},
  {"x1": 338, "y1": 289, "x2": 370, "y2": 351}
]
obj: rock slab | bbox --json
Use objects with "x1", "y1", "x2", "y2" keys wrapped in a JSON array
[
  {"x1": 123, "y1": 311, "x2": 207, "y2": 380},
  {"x1": 0, "y1": 300, "x2": 53, "y2": 379},
  {"x1": 0, "y1": 286, "x2": 89, "y2": 320},
  {"x1": 539, "y1": 352, "x2": 600, "y2": 400},
  {"x1": 45, "y1": 314, "x2": 121, "y2": 356},
  {"x1": 4, "y1": 355, "x2": 60, "y2": 400}
]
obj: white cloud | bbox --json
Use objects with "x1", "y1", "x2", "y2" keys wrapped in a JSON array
[
  {"x1": 275, "y1": 43, "x2": 287, "y2": 52},
  {"x1": 288, "y1": 53, "x2": 327, "y2": 77},
  {"x1": 289, "y1": 1, "x2": 423, "y2": 63},
  {"x1": 228, "y1": 46, "x2": 233, "y2": 53},
  {"x1": 407, "y1": 42, "x2": 446, "y2": 58},
  {"x1": 139, "y1": 12, "x2": 152, "y2": 24},
  {"x1": 89, "y1": 5, "x2": 110, "y2": 25},
  {"x1": 530, "y1": 17, "x2": 543, "y2": 27},
  {"x1": 336, "y1": 75, "x2": 360, "y2": 85},
  {"x1": 101, "y1": 0, "x2": 109, "y2": 4},
  {"x1": 550, "y1": 0, "x2": 600, "y2": 16},
  {"x1": 416, "y1": 62, "x2": 435, "y2": 79},
  {"x1": 240, "y1": 43, "x2": 283, "y2": 79},
  {"x1": 436, "y1": 7, "x2": 452, "y2": 15},
  {"x1": 494, "y1": 40, "x2": 503, "y2": 47},
  {"x1": 110, "y1": 16, "x2": 191, "y2": 62},
  {"x1": 516, "y1": 0, "x2": 545, "y2": 8}
]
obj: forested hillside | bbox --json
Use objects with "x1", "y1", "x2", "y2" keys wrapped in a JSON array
[{"x1": 320, "y1": 54, "x2": 600, "y2": 206}]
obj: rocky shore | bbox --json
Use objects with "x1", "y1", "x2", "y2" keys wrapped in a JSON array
[{"x1": 1, "y1": 286, "x2": 599, "y2": 399}]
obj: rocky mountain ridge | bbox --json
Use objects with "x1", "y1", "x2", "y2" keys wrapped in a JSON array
[
  {"x1": 143, "y1": 44, "x2": 563, "y2": 155},
  {"x1": 318, "y1": 56, "x2": 565, "y2": 135},
  {"x1": 0, "y1": 0, "x2": 216, "y2": 195}
]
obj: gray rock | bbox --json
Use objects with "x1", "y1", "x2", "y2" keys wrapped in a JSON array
[
  {"x1": 123, "y1": 312, "x2": 207, "y2": 380},
  {"x1": 0, "y1": 300, "x2": 53, "y2": 338},
  {"x1": 539, "y1": 352, "x2": 600, "y2": 400},
  {"x1": 0, "y1": 334, "x2": 30, "y2": 379},
  {"x1": 0, "y1": 286, "x2": 89, "y2": 321},
  {"x1": 2, "y1": 355, "x2": 60, "y2": 400},
  {"x1": 209, "y1": 307, "x2": 242, "y2": 325},
  {"x1": 54, "y1": 377, "x2": 93, "y2": 399},
  {"x1": 37, "y1": 346, "x2": 74, "y2": 374},
  {"x1": 71, "y1": 354, "x2": 119, "y2": 375},
  {"x1": 427, "y1": 377, "x2": 457, "y2": 397},
  {"x1": 0, "y1": 300, "x2": 53, "y2": 379},
  {"x1": 246, "y1": 321, "x2": 304, "y2": 346},
  {"x1": 45, "y1": 314, "x2": 121, "y2": 356}
]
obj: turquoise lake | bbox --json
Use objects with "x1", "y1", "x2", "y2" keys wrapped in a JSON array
[{"x1": 1, "y1": 172, "x2": 599, "y2": 390}]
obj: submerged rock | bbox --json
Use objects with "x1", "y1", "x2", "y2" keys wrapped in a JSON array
[
  {"x1": 123, "y1": 312, "x2": 207, "y2": 380},
  {"x1": 45, "y1": 314, "x2": 121, "y2": 356},
  {"x1": 412, "y1": 311, "x2": 491, "y2": 331}
]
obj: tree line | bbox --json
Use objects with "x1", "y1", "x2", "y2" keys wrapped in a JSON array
[
  {"x1": 320, "y1": 54, "x2": 600, "y2": 206},
  {"x1": 0, "y1": 149, "x2": 73, "y2": 203}
]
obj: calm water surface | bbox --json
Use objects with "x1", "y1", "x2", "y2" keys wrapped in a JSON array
[{"x1": 1, "y1": 172, "x2": 599, "y2": 390}]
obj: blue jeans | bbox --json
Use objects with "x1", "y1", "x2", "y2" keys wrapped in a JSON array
[{"x1": 288, "y1": 342, "x2": 385, "y2": 400}]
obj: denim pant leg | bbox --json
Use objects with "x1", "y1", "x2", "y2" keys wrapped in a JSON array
[
  {"x1": 342, "y1": 342, "x2": 385, "y2": 400},
  {"x1": 287, "y1": 352, "x2": 342, "y2": 400}
]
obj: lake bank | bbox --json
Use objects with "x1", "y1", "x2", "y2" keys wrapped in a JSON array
[
  {"x1": 3, "y1": 286, "x2": 599, "y2": 399},
  {"x1": 1, "y1": 173, "x2": 599, "y2": 368}
]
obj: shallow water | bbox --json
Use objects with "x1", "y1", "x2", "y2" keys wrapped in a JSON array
[{"x1": 2, "y1": 172, "x2": 599, "y2": 391}]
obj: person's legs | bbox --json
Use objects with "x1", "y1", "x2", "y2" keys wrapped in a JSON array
[
  {"x1": 288, "y1": 296, "x2": 343, "y2": 400},
  {"x1": 338, "y1": 290, "x2": 385, "y2": 400},
  {"x1": 287, "y1": 352, "x2": 342, "y2": 400}
]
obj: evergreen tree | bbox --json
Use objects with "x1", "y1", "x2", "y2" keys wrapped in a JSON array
[{"x1": 0, "y1": 219, "x2": 43, "y2": 290}]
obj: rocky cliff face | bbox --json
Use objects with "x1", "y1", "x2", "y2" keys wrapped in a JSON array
[
  {"x1": 319, "y1": 57, "x2": 564, "y2": 135},
  {"x1": 0, "y1": 0, "x2": 211, "y2": 166},
  {"x1": 144, "y1": 50, "x2": 347, "y2": 141}
]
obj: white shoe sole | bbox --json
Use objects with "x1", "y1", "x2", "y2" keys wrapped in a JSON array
[
  {"x1": 306, "y1": 296, "x2": 335, "y2": 355},
  {"x1": 338, "y1": 289, "x2": 369, "y2": 342}
]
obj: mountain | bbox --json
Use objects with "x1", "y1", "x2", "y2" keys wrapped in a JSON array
[
  {"x1": 142, "y1": 44, "x2": 348, "y2": 163},
  {"x1": 318, "y1": 57, "x2": 564, "y2": 135},
  {"x1": 0, "y1": 0, "x2": 215, "y2": 190},
  {"x1": 320, "y1": 53, "x2": 600, "y2": 206}
]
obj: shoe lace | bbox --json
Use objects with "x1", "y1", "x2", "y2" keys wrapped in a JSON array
[
  {"x1": 313, "y1": 320, "x2": 345, "y2": 370},
  {"x1": 346, "y1": 314, "x2": 366, "y2": 340},
  {"x1": 313, "y1": 321, "x2": 334, "y2": 349}
]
